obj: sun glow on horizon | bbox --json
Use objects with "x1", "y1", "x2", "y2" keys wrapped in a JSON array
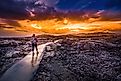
[
  {"x1": 31, "y1": 24, "x2": 42, "y2": 29},
  {"x1": 22, "y1": 19, "x2": 121, "y2": 34},
  {"x1": 57, "y1": 24, "x2": 89, "y2": 30},
  {"x1": 1, "y1": 17, "x2": 121, "y2": 35}
]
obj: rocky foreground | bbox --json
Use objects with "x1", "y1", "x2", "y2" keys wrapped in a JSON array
[
  {"x1": 0, "y1": 36, "x2": 52, "y2": 78},
  {"x1": 0, "y1": 38, "x2": 31, "y2": 77},
  {"x1": 31, "y1": 33, "x2": 121, "y2": 81}
]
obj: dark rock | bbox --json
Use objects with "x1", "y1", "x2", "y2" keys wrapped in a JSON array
[
  {"x1": 12, "y1": 54, "x2": 19, "y2": 58},
  {"x1": 31, "y1": 38, "x2": 121, "y2": 81}
]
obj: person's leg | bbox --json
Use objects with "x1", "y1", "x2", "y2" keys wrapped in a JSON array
[
  {"x1": 32, "y1": 43, "x2": 35, "y2": 55},
  {"x1": 35, "y1": 44, "x2": 39, "y2": 54},
  {"x1": 32, "y1": 43, "x2": 34, "y2": 51}
]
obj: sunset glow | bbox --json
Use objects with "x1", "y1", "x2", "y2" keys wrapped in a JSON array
[
  {"x1": 19, "y1": 19, "x2": 121, "y2": 33},
  {"x1": 31, "y1": 24, "x2": 42, "y2": 29},
  {"x1": 1, "y1": 1, "x2": 121, "y2": 81},
  {"x1": 1, "y1": 17, "x2": 121, "y2": 36},
  {"x1": 0, "y1": 0, "x2": 121, "y2": 36}
]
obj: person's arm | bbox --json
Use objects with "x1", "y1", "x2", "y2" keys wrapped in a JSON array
[{"x1": 36, "y1": 37, "x2": 38, "y2": 42}]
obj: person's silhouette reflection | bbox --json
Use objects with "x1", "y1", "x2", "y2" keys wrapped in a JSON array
[
  {"x1": 31, "y1": 52, "x2": 39, "y2": 67},
  {"x1": 35, "y1": 52, "x2": 38, "y2": 63},
  {"x1": 31, "y1": 52, "x2": 34, "y2": 67}
]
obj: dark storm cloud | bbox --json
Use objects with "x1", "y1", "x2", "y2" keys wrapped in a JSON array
[
  {"x1": 0, "y1": 0, "x2": 28, "y2": 19},
  {"x1": 0, "y1": 0, "x2": 121, "y2": 19},
  {"x1": 0, "y1": 0, "x2": 59, "y2": 19}
]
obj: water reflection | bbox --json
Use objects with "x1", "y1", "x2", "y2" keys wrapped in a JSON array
[{"x1": 31, "y1": 52, "x2": 39, "y2": 67}]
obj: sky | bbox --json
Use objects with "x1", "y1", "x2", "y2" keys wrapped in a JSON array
[
  {"x1": 0, "y1": 0, "x2": 121, "y2": 36},
  {"x1": 0, "y1": 0, "x2": 121, "y2": 18}
]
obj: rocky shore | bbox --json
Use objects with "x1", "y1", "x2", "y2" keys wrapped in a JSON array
[
  {"x1": 0, "y1": 36, "x2": 54, "y2": 78},
  {"x1": 0, "y1": 38, "x2": 31, "y2": 77},
  {"x1": 31, "y1": 34, "x2": 121, "y2": 81}
]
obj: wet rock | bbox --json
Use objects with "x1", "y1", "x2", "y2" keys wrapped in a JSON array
[
  {"x1": 31, "y1": 38, "x2": 121, "y2": 81},
  {"x1": 0, "y1": 37, "x2": 36, "y2": 77},
  {"x1": 117, "y1": 74, "x2": 121, "y2": 81},
  {"x1": 12, "y1": 54, "x2": 19, "y2": 58}
]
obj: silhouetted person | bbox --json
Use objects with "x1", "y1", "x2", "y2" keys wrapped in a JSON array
[
  {"x1": 31, "y1": 34, "x2": 39, "y2": 55},
  {"x1": 31, "y1": 34, "x2": 39, "y2": 67}
]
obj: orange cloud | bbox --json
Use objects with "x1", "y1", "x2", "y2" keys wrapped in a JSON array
[{"x1": 0, "y1": 17, "x2": 121, "y2": 36}]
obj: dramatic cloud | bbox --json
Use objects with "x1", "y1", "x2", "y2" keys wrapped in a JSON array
[
  {"x1": 1, "y1": 0, "x2": 121, "y2": 36},
  {"x1": 0, "y1": 0, "x2": 121, "y2": 19},
  {"x1": 36, "y1": 0, "x2": 59, "y2": 7},
  {"x1": 0, "y1": 18, "x2": 21, "y2": 27}
]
